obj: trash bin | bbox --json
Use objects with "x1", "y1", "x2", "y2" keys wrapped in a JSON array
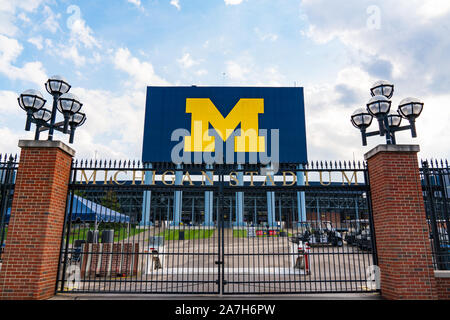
[
  {"x1": 87, "y1": 230, "x2": 99, "y2": 243},
  {"x1": 101, "y1": 230, "x2": 114, "y2": 243},
  {"x1": 178, "y1": 231, "x2": 185, "y2": 240}
]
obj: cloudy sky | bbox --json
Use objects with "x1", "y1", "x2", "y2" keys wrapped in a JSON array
[{"x1": 0, "y1": 0, "x2": 449, "y2": 162}]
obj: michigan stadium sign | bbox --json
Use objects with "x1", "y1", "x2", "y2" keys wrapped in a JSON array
[{"x1": 142, "y1": 86, "x2": 307, "y2": 164}]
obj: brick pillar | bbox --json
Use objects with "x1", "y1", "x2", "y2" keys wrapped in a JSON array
[
  {"x1": 365, "y1": 144, "x2": 437, "y2": 300},
  {"x1": 0, "y1": 140, "x2": 74, "y2": 300}
]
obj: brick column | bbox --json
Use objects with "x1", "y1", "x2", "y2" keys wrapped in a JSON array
[
  {"x1": 0, "y1": 140, "x2": 74, "y2": 300},
  {"x1": 365, "y1": 144, "x2": 437, "y2": 300}
]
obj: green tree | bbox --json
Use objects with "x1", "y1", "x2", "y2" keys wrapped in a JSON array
[{"x1": 101, "y1": 190, "x2": 121, "y2": 212}]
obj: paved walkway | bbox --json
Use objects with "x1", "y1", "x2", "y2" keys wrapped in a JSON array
[{"x1": 51, "y1": 293, "x2": 381, "y2": 300}]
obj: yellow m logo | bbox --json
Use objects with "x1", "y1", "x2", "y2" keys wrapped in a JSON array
[{"x1": 184, "y1": 98, "x2": 265, "y2": 152}]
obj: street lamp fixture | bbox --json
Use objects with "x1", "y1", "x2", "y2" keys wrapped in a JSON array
[
  {"x1": 351, "y1": 80, "x2": 424, "y2": 146},
  {"x1": 18, "y1": 75, "x2": 86, "y2": 144}
]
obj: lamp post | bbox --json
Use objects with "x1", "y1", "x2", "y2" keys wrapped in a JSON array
[
  {"x1": 351, "y1": 80, "x2": 424, "y2": 146},
  {"x1": 17, "y1": 75, "x2": 86, "y2": 144}
]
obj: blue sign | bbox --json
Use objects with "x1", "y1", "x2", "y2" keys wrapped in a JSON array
[{"x1": 142, "y1": 86, "x2": 308, "y2": 164}]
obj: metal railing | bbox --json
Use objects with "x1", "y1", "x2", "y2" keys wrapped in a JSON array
[
  {"x1": 0, "y1": 154, "x2": 18, "y2": 261},
  {"x1": 421, "y1": 160, "x2": 450, "y2": 270},
  {"x1": 56, "y1": 160, "x2": 378, "y2": 294}
]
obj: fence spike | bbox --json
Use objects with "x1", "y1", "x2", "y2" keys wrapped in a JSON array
[{"x1": 446, "y1": 159, "x2": 449, "y2": 168}]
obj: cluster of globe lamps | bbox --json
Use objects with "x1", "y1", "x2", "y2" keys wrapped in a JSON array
[
  {"x1": 17, "y1": 75, "x2": 86, "y2": 144},
  {"x1": 351, "y1": 80, "x2": 424, "y2": 146}
]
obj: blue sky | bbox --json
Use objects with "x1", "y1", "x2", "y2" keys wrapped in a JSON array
[{"x1": 0, "y1": 0, "x2": 449, "y2": 161}]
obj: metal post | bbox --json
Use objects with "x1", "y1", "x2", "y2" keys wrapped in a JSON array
[
  {"x1": 172, "y1": 164, "x2": 183, "y2": 226},
  {"x1": 234, "y1": 164, "x2": 244, "y2": 227},
  {"x1": 48, "y1": 93, "x2": 60, "y2": 141},
  {"x1": 140, "y1": 163, "x2": 153, "y2": 227},
  {"x1": 297, "y1": 164, "x2": 307, "y2": 226},
  {"x1": 203, "y1": 164, "x2": 214, "y2": 227}
]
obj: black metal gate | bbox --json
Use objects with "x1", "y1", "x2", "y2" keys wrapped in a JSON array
[
  {"x1": 421, "y1": 160, "x2": 450, "y2": 270},
  {"x1": 0, "y1": 154, "x2": 18, "y2": 262},
  {"x1": 56, "y1": 160, "x2": 378, "y2": 294}
]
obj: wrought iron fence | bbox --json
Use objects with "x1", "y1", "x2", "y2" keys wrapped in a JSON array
[
  {"x1": 56, "y1": 159, "x2": 378, "y2": 294},
  {"x1": 0, "y1": 154, "x2": 18, "y2": 261},
  {"x1": 421, "y1": 159, "x2": 450, "y2": 270}
]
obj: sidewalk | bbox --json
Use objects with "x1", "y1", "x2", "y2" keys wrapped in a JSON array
[{"x1": 51, "y1": 293, "x2": 381, "y2": 300}]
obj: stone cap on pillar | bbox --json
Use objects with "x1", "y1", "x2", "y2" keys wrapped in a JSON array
[
  {"x1": 18, "y1": 140, "x2": 76, "y2": 157},
  {"x1": 364, "y1": 144, "x2": 420, "y2": 160}
]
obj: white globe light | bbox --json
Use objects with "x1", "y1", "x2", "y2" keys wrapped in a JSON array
[
  {"x1": 370, "y1": 80, "x2": 394, "y2": 99},
  {"x1": 367, "y1": 95, "x2": 391, "y2": 117},
  {"x1": 45, "y1": 75, "x2": 71, "y2": 95},
  {"x1": 387, "y1": 110, "x2": 402, "y2": 128},
  {"x1": 57, "y1": 92, "x2": 83, "y2": 115},
  {"x1": 18, "y1": 89, "x2": 46, "y2": 111},
  {"x1": 398, "y1": 97, "x2": 424, "y2": 118},
  {"x1": 351, "y1": 108, "x2": 373, "y2": 129}
]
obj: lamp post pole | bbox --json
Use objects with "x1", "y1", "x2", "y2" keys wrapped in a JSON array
[{"x1": 48, "y1": 93, "x2": 61, "y2": 141}]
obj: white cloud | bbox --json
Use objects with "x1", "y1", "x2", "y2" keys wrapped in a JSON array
[
  {"x1": 17, "y1": 13, "x2": 30, "y2": 23},
  {"x1": 196, "y1": 69, "x2": 208, "y2": 76},
  {"x1": 28, "y1": 36, "x2": 44, "y2": 50},
  {"x1": 226, "y1": 61, "x2": 250, "y2": 81},
  {"x1": 417, "y1": 0, "x2": 450, "y2": 19},
  {"x1": 225, "y1": 0, "x2": 244, "y2": 5},
  {"x1": 42, "y1": 5, "x2": 61, "y2": 33},
  {"x1": 301, "y1": 0, "x2": 450, "y2": 95},
  {"x1": 114, "y1": 47, "x2": 169, "y2": 88},
  {"x1": 56, "y1": 45, "x2": 86, "y2": 67},
  {"x1": 0, "y1": 34, "x2": 47, "y2": 86},
  {"x1": 224, "y1": 57, "x2": 284, "y2": 86},
  {"x1": 67, "y1": 87, "x2": 148, "y2": 159},
  {"x1": 68, "y1": 18, "x2": 100, "y2": 49},
  {"x1": 254, "y1": 28, "x2": 278, "y2": 42},
  {"x1": 170, "y1": 0, "x2": 181, "y2": 10},
  {"x1": 177, "y1": 53, "x2": 198, "y2": 69},
  {"x1": 51, "y1": 12, "x2": 100, "y2": 67},
  {"x1": 0, "y1": 0, "x2": 47, "y2": 36},
  {"x1": 127, "y1": 0, "x2": 142, "y2": 8}
]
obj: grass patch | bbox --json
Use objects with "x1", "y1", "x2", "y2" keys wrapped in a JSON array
[
  {"x1": 67, "y1": 226, "x2": 147, "y2": 244},
  {"x1": 233, "y1": 229, "x2": 247, "y2": 238},
  {"x1": 157, "y1": 229, "x2": 215, "y2": 240}
]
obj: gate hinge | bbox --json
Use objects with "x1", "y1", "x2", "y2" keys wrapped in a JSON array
[{"x1": 215, "y1": 261, "x2": 223, "y2": 265}]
